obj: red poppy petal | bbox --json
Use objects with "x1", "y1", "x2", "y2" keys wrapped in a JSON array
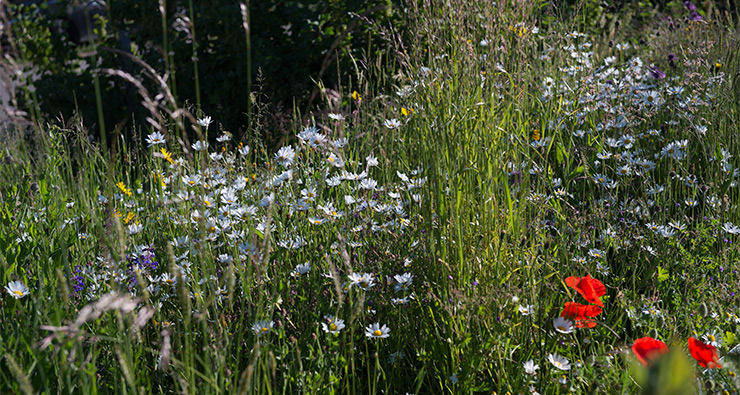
[
  {"x1": 565, "y1": 276, "x2": 581, "y2": 289},
  {"x1": 582, "y1": 304, "x2": 603, "y2": 317},
  {"x1": 579, "y1": 281, "x2": 605, "y2": 307},
  {"x1": 632, "y1": 337, "x2": 668, "y2": 366},
  {"x1": 561, "y1": 302, "x2": 603, "y2": 328},
  {"x1": 565, "y1": 275, "x2": 606, "y2": 307},
  {"x1": 573, "y1": 318, "x2": 598, "y2": 328},
  {"x1": 561, "y1": 302, "x2": 584, "y2": 319},
  {"x1": 584, "y1": 275, "x2": 606, "y2": 297},
  {"x1": 688, "y1": 337, "x2": 722, "y2": 369}
]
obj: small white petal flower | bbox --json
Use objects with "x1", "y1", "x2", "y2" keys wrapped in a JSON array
[
  {"x1": 523, "y1": 359, "x2": 539, "y2": 375},
  {"x1": 192, "y1": 140, "x2": 209, "y2": 151},
  {"x1": 548, "y1": 354, "x2": 571, "y2": 370},
  {"x1": 145, "y1": 131, "x2": 166, "y2": 147},
  {"x1": 384, "y1": 118, "x2": 401, "y2": 129},
  {"x1": 251, "y1": 320, "x2": 274, "y2": 336},
  {"x1": 553, "y1": 316, "x2": 574, "y2": 334},
  {"x1": 365, "y1": 323, "x2": 390, "y2": 339},
  {"x1": 321, "y1": 316, "x2": 346, "y2": 334},
  {"x1": 197, "y1": 116, "x2": 213, "y2": 128},
  {"x1": 5, "y1": 281, "x2": 30, "y2": 299},
  {"x1": 518, "y1": 304, "x2": 535, "y2": 316}
]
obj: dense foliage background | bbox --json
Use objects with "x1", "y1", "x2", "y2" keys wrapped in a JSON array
[
  {"x1": 4, "y1": 0, "x2": 400, "y2": 143},
  {"x1": 1, "y1": 1, "x2": 740, "y2": 393}
]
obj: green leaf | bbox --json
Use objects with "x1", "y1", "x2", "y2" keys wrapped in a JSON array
[
  {"x1": 724, "y1": 331, "x2": 736, "y2": 345},
  {"x1": 657, "y1": 266, "x2": 669, "y2": 282},
  {"x1": 555, "y1": 142, "x2": 565, "y2": 165}
]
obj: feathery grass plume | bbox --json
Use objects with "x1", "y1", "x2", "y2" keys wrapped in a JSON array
[
  {"x1": 4, "y1": 354, "x2": 34, "y2": 395},
  {"x1": 100, "y1": 68, "x2": 167, "y2": 135},
  {"x1": 38, "y1": 293, "x2": 142, "y2": 349},
  {"x1": 324, "y1": 253, "x2": 345, "y2": 307},
  {"x1": 158, "y1": 329, "x2": 172, "y2": 371},
  {"x1": 56, "y1": 267, "x2": 70, "y2": 308},
  {"x1": 238, "y1": 341, "x2": 260, "y2": 394},
  {"x1": 116, "y1": 346, "x2": 135, "y2": 389},
  {"x1": 335, "y1": 230, "x2": 354, "y2": 273},
  {"x1": 133, "y1": 307, "x2": 155, "y2": 333},
  {"x1": 226, "y1": 261, "x2": 235, "y2": 310},
  {"x1": 134, "y1": 267, "x2": 150, "y2": 304},
  {"x1": 268, "y1": 351, "x2": 277, "y2": 384},
  {"x1": 101, "y1": 48, "x2": 205, "y2": 157},
  {"x1": 258, "y1": 199, "x2": 274, "y2": 277}
]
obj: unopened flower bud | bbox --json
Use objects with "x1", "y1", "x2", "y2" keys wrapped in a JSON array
[{"x1": 698, "y1": 303, "x2": 709, "y2": 317}]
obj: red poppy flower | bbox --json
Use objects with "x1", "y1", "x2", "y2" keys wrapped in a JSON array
[
  {"x1": 561, "y1": 302, "x2": 602, "y2": 328},
  {"x1": 688, "y1": 337, "x2": 721, "y2": 368},
  {"x1": 632, "y1": 337, "x2": 669, "y2": 366},
  {"x1": 565, "y1": 275, "x2": 606, "y2": 307}
]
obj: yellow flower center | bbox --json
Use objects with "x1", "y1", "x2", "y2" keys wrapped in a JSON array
[
  {"x1": 372, "y1": 330, "x2": 382, "y2": 337},
  {"x1": 360, "y1": 281, "x2": 368, "y2": 288},
  {"x1": 261, "y1": 327, "x2": 269, "y2": 332},
  {"x1": 330, "y1": 323, "x2": 337, "y2": 331},
  {"x1": 13, "y1": 290, "x2": 24, "y2": 297}
]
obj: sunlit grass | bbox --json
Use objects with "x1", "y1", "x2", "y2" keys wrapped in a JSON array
[{"x1": 1, "y1": 1, "x2": 740, "y2": 394}]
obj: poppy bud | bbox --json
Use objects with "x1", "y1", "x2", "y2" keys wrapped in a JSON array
[
  {"x1": 705, "y1": 378, "x2": 716, "y2": 391},
  {"x1": 654, "y1": 315, "x2": 665, "y2": 327},
  {"x1": 698, "y1": 302, "x2": 709, "y2": 317},
  {"x1": 649, "y1": 328, "x2": 660, "y2": 339}
]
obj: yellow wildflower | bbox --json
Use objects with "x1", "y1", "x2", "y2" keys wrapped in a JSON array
[
  {"x1": 159, "y1": 147, "x2": 174, "y2": 164},
  {"x1": 116, "y1": 181, "x2": 132, "y2": 197}
]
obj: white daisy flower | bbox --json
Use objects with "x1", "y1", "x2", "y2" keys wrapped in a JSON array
[
  {"x1": 553, "y1": 317, "x2": 574, "y2": 334},
  {"x1": 192, "y1": 140, "x2": 209, "y2": 151},
  {"x1": 251, "y1": 320, "x2": 274, "y2": 336},
  {"x1": 384, "y1": 118, "x2": 401, "y2": 129},
  {"x1": 197, "y1": 116, "x2": 213, "y2": 128},
  {"x1": 548, "y1": 354, "x2": 571, "y2": 370},
  {"x1": 322, "y1": 316, "x2": 345, "y2": 334},
  {"x1": 5, "y1": 281, "x2": 30, "y2": 299},
  {"x1": 523, "y1": 359, "x2": 539, "y2": 375},
  {"x1": 365, "y1": 323, "x2": 390, "y2": 339},
  {"x1": 145, "y1": 131, "x2": 166, "y2": 147}
]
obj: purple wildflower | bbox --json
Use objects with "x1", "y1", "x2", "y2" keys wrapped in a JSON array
[
  {"x1": 650, "y1": 66, "x2": 666, "y2": 80},
  {"x1": 71, "y1": 265, "x2": 85, "y2": 293},
  {"x1": 125, "y1": 244, "x2": 159, "y2": 286}
]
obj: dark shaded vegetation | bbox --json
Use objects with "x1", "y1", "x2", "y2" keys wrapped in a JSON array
[{"x1": 3, "y1": 0, "x2": 401, "y2": 145}]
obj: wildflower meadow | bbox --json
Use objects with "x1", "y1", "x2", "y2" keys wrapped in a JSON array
[{"x1": 1, "y1": 0, "x2": 740, "y2": 393}]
